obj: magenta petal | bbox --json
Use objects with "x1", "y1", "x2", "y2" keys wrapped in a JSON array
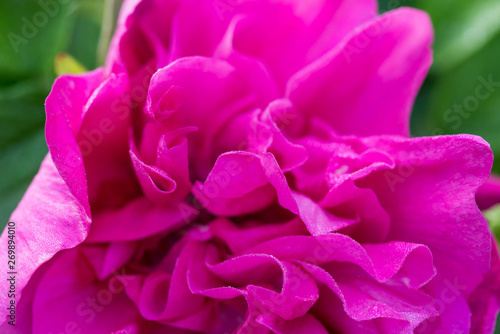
[
  {"x1": 193, "y1": 251, "x2": 319, "y2": 321},
  {"x1": 193, "y1": 152, "x2": 276, "y2": 216},
  {"x1": 31, "y1": 248, "x2": 138, "y2": 333},
  {"x1": 108, "y1": 0, "x2": 179, "y2": 75},
  {"x1": 241, "y1": 102, "x2": 309, "y2": 172},
  {"x1": 194, "y1": 151, "x2": 318, "y2": 218},
  {"x1": 246, "y1": 261, "x2": 319, "y2": 320},
  {"x1": 198, "y1": 144, "x2": 367, "y2": 236},
  {"x1": 417, "y1": 273, "x2": 473, "y2": 333},
  {"x1": 207, "y1": 253, "x2": 284, "y2": 287},
  {"x1": 362, "y1": 242, "x2": 436, "y2": 289},
  {"x1": 0, "y1": 244, "x2": 53, "y2": 332},
  {"x1": 146, "y1": 56, "x2": 278, "y2": 178},
  {"x1": 292, "y1": 192, "x2": 359, "y2": 235},
  {"x1": 247, "y1": 234, "x2": 436, "y2": 286},
  {"x1": 236, "y1": 297, "x2": 272, "y2": 334},
  {"x1": 106, "y1": 0, "x2": 143, "y2": 73},
  {"x1": 287, "y1": 8, "x2": 433, "y2": 136},
  {"x1": 468, "y1": 237, "x2": 500, "y2": 334},
  {"x1": 334, "y1": 279, "x2": 437, "y2": 331},
  {"x1": 81, "y1": 242, "x2": 137, "y2": 281},
  {"x1": 0, "y1": 156, "x2": 91, "y2": 322},
  {"x1": 130, "y1": 150, "x2": 179, "y2": 203},
  {"x1": 258, "y1": 313, "x2": 329, "y2": 334},
  {"x1": 156, "y1": 132, "x2": 192, "y2": 195},
  {"x1": 187, "y1": 243, "x2": 242, "y2": 300},
  {"x1": 209, "y1": 218, "x2": 307, "y2": 254},
  {"x1": 135, "y1": 240, "x2": 218, "y2": 331},
  {"x1": 358, "y1": 135, "x2": 493, "y2": 279},
  {"x1": 168, "y1": 0, "x2": 225, "y2": 61},
  {"x1": 323, "y1": 184, "x2": 392, "y2": 243},
  {"x1": 138, "y1": 271, "x2": 173, "y2": 320},
  {"x1": 219, "y1": 0, "x2": 377, "y2": 88},
  {"x1": 302, "y1": 262, "x2": 437, "y2": 332},
  {"x1": 476, "y1": 174, "x2": 500, "y2": 210},
  {"x1": 112, "y1": 320, "x2": 199, "y2": 334},
  {"x1": 76, "y1": 72, "x2": 139, "y2": 210},
  {"x1": 45, "y1": 68, "x2": 104, "y2": 215},
  {"x1": 86, "y1": 197, "x2": 192, "y2": 242}
]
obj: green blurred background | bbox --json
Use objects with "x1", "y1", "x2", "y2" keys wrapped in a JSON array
[{"x1": 0, "y1": 0, "x2": 499, "y2": 331}]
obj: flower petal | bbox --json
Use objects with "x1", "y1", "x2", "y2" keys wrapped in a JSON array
[
  {"x1": 468, "y1": 237, "x2": 500, "y2": 334},
  {"x1": 247, "y1": 234, "x2": 436, "y2": 287},
  {"x1": 31, "y1": 248, "x2": 138, "y2": 333},
  {"x1": 146, "y1": 56, "x2": 278, "y2": 179},
  {"x1": 476, "y1": 174, "x2": 500, "y2": 210},
  {"x1": 287, "y1": 8, "x2": 433, "y2": 136},
  {"x1": 0, "y1": 156, "x2": 91, "y2": 323},
  {"x1": 86, "y1": 197, "x2": 193, "y2": 243},
  {"x1": 45, "y1": 69, "x2": 104, "y2": 215},
  {"x1": 217, "y1": 0, "x2": 377, "y2": 88},
  {"x1": 358, "y1": 135, "x2": 493, "y2": 281},
  {"x1": 258, "y1": 313, "x2": 329, "y2": 334}
]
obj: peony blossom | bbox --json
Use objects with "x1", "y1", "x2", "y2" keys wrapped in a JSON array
[{"x1": 1, "y1": 0, "x2": 500, "y2": 333}]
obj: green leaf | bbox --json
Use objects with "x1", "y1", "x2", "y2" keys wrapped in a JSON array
[
  {"x1": 0, "y1": 0, "x2": 105, "y2": 84},
  {"x1": 431, "y1": 0, "x2": 500, "y2": 73},
  {"x1": 378, "y1": 0, "x2": 500, "y2": 73},
  {"x1": 0, "y1": 79, "x2": 49, "y2": 148},
  {"x1": 0, "y1": 0, "x2": 76, "y2": 84}
]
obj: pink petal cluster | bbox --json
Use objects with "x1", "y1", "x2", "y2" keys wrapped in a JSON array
[{"x1": 2, "y1": 0, "x2": 500, "y2": 333}]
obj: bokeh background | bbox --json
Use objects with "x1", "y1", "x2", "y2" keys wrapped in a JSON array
[{"x1": 0, "y1": 0, "x2": 499, "y2": 331}]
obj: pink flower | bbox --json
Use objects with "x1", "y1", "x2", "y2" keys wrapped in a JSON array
[{"x1": 1, "y1": 0, "x2": 499, "y2": 333}]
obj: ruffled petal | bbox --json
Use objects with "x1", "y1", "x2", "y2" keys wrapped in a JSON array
[
  {"x1": 287, "y1": 8, "x2": 433, "y2": 136},
  {"x1": 145, "y1": 56, "x2": 278, "y2": 179},
  {"x1": 216, "y1": 0, "x2": 377, "y2": 88},
  {"x1": 132, "y1": 240, "x2": 218, "y2": 332},
  {"x1": 193, "y1": 151, "x2": 276, "y2": 216},
  {"x1": 358, "y1": 135, "x2": 493, "y2": 281},
  {"x1": 302, "y1": 262, "x2": 437, "y2": 333},
  {"x1": 247, "y1": 234, "x2": 436, "y2": 287}
]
